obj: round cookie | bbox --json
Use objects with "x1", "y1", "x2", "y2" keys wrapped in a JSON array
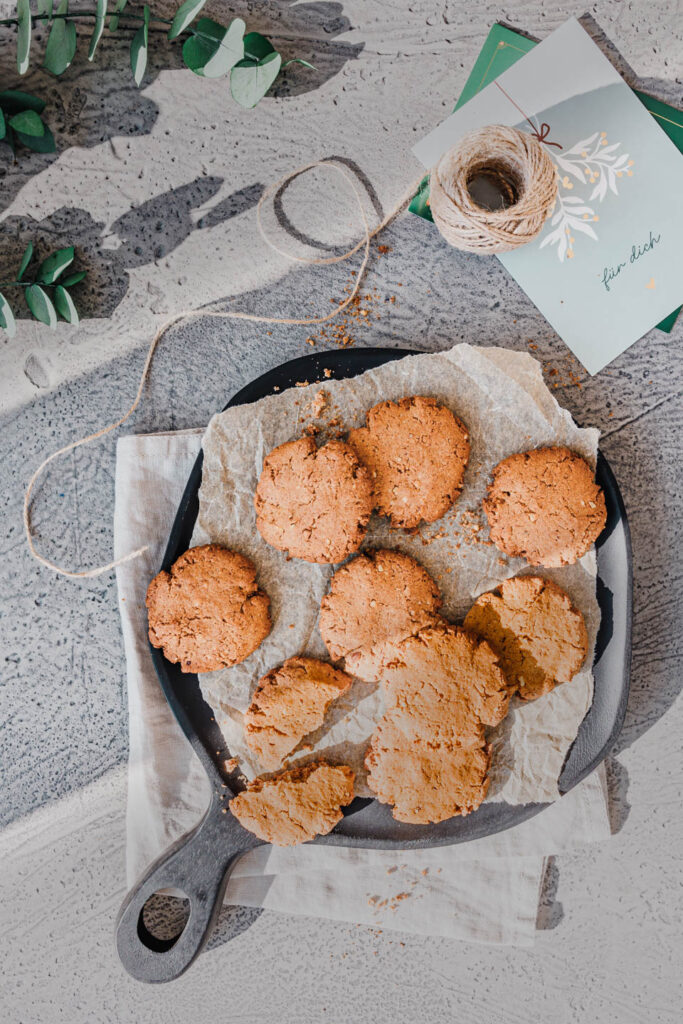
[
  {"x1": 464, "y1": 575, "x2": 588, "y2": 701},
  {"x1": 230, "y1": 761, "x2": 355, "y2": 846},
  {"x1": 244, "y1": 657, "x2": 353, "y2": 772},
  {"x1": 483, "y1": 446, "x2": 607, "y2": 566},
  {"x1": 365, "y1": 714, "x2": 491, "y2": 824},
  {"x1": 347, "y1": 395, "x2": 470, "y2": 529},
  {"x1": 254, "y1": 436, "x2": 373, "y2": 564},
  {"x1": 318, "y1": 549, "x2": 444, "y2": 680},
  {"x1": 146, "y1": 544, "x2": 271, "y2": 673}
]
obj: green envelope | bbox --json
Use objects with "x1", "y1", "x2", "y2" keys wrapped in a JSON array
[{"x1": 410, "y1": 23, "x2": 683, "y2": 332}]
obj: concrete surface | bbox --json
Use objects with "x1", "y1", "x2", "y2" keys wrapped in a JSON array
[{"x1": 0, "y1": 1, "x2": 682, "y2": 1021}]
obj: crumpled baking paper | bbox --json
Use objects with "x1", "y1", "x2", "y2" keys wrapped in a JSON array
[{"x1": 191, "y1": 344, "x2": 600, "y2": 804}]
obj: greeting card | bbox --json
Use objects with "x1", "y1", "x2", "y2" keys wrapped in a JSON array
[{"x1": 412, "y1": 19, "x2": 683, "y2": 374}]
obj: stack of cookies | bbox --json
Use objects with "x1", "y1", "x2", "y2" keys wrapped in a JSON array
[{"x1": 146, "y1": 393, "x2": 606, "y2": 846}]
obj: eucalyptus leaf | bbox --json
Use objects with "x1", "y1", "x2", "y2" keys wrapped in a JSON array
[
  {"x1": 44, "y1": 1, "x2": 78, "y2": 76},
  {"x1": 0, "y1": 293, "x2": 17, "y2": 338},
  {"x1": 0, "y1": 90, "x2": 46, "y2": 114},
  {"x1": 182, "y1": 17, "x2": 245, "y2": 78},
  {"x1": 16, "y1": 0, "x2": 31, "y2": 76},
  {"x1": 37, "y1": 0, "x2": 53, "y2": 15},
  {"x1": 130, "y1": 5, "x2": 150, "y2": 87},
  {"x1": 109, "y1": 0, "x2": 128, "y2": 32},
  {"x1": 17, "y1": 242, "x2": 33, "y2": 281},
  {"x1": 54, "y1": 285, "x2": 79, "y2": 324},
  {"x1": 26, "y1": 284, "x2": 57, "y2": 329},
  {"x1": 88, "y1": 0, "x2": 107, "y2": 61},
  {"x1": 168, "y1": 0, "x2": 207, "y2": 41},
  {"x1": 37, "y1": 246, "x2": 75, "y2": 284},
  {"x1": 9, "y1": 110, "x2": 45, "y2": 137},
  {"x1": 14, "y1": 124, "x2": 56, "y2": 153},
  {"x1": 230, "y1": 50, "x2": 282, "y2": 108},
  {"x1": 61, "y1": 269, "x2": 87, "y2": 287},
  {"x1": 241, "y1": 32, "x2": 275, "y2": 62},
  {"x1": 0, "y1": 109, "x2": 5, "y2": 142}
]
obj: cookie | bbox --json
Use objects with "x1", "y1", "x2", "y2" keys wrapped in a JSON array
[
  {"x1": 483, "y1": 446, "x2": 607, "y2": 567},
  {"x1": 365, "y1": 714, "x2": 491, "y2": 824},
  {"x1": 146, "y1": 544, "x2": 271, "y2": 673},
  {"x1": 347, "y1": 396, "x2": 470, "y2": 528},
  {"x1": 229, "y1": 761, "x2": 355, "y2": 846},
  {"x1": 318, "y1": 549, "x2": 444, "y2": 681},
  {"x1": 376, "y1": 624, "x2": 511, "y2": 746},
  {"x1": 464, "y1": 575, "x2": 588, "y2": 701},
  {"x1": 244, "y1": 657, "x2": 353, "y2": 771},
  {"x1": 364, "y1": 624, "x2": 509, "y2": 824},
  {"x1": 254, "y1": 436, "x2": 373, "y2": 563}
]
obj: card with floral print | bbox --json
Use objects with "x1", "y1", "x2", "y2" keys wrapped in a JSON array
[{"x1": 412, "y1": 18, "x2": 683, "y2": 374}]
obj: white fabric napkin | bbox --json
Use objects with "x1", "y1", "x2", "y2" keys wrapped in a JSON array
[{"x1": 115, "y1": 429, "x2": 611, "y2": 947}]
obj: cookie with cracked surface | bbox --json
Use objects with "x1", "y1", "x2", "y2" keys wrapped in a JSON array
[
  {"x1": 229, "y1": 761, "x2": 355, "y2": 846},
  {"x1": 244, "y1": 657, "x2": 353, "y2": 771},
  {"x1": 464, "y1": 575, "x2": 588, "y2": 701},
  {"x1": 146, "y1": 544, "x2": 271, "y2": 673},
  {"x1": 318, "y1": 549, "x2": 444, "y2": 681},
  {"x1": 347, "y1": 395, "x2": 470, "y2": 529},
  {"x1": 365, "y1": 714, "x2": 491, "y2": 824},
  {"x1": 254, "y1": 436, "x2": 373, "y2": 564},
  {"x1": 376, "y1": 624, "x2": 511, "y2": 747},
  {"x1": 483, "y1": 446, "x2": 607, "y2": 567}
]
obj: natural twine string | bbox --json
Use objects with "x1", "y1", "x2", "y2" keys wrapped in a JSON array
[
  {"x1": 23, "y1": 160, "x2": 424, "y2": 579},
  {"x1": 429, "y1": 125, "x2": 558, "y2": 253}
]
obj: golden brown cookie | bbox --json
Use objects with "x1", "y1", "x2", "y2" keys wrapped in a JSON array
[
  {"x1": 464, "y1": 575, "x2": 588, "y2": 701},
  {"x1": 146, "y1": 545, "x2": 271, "y2": 673},
  {"x1": 376, "y1": 624, "x2": 511, "y2": 746},
  {"x1": 365, "y1": 714, "x2": 491, "y2": 824},
  {"x1": 347, "y1": 396, "x2": 470, "y2": 528},
  {"x1": 229, "y1": 761, "x2": 355, "y2": 846},
  {"x1": 318, "y1": 549, "x2": 444, "y2": 681},
  {"x1": 244, "y1": 657, "x2": 353, "y2": 771},
  {"x1": 483, "y1": 446, "x2": 607, "y2": 567},
  {"x1": 254, "y1": 436, "x2": 373, "y2": 563}
]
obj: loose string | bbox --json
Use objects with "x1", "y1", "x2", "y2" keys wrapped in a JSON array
[{"x1": 24, "y1": 159, "x2": 425, "y2": 579}]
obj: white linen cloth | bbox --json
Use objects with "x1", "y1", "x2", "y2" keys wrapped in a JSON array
[{"x1": 115, "y1": 429, "x2": 611, "y2": 947}]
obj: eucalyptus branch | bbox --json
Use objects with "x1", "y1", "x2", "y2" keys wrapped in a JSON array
[
  {"x1": 6, "y1": 0, "x2": 314, "y2": 107},
  {"x1": 0, "y1": 242, "x2": 86, "y2": 335}
]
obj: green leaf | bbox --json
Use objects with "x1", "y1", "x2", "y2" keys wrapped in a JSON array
[
  {"x1": 54, "y1": 285, "x2": 79, "y2": 324},
  {"x1": 0, "y1": 90, "x2": 46, "y2": 114},
  {"x1": 17, "y1": 242, "x2": 33, "y2": 281},
  {"x1": 37, "y1": 246, "x2": 75, "y2": 284},
  {"x1": 283, "y1": 57, "x2": 317, "y2": 71},
  {"x1": 230, "y1": 51, "x2": 282, "y2": 108},
  {"x1": 88, "y1": 0, "x2": 107, "y2": 61},
  {"x1": 17, "y1": 0, "x2": 31, "y2": 76},
  {"x1": 130, "y1": 5, "x2": 150, "y2": 87},
  {"x1": 44, "y1": 1, "x2": 78, "y2": 76},
  {"x1": 9, "y1": 110, "x2": 45, "y2": 137},
  {"x1": 182, "y1": 17, "x2": 245, "y2": 78},
  {"x1": 0, "y1": 293, "x2": 17, "y2": 338},
  {"x1": 37, "y1": 0, "x2": 54, "y2": 15},
  {"x1": 109, "y1": 0, "x2": 127, "y2": 32},
  {"x1": 60, "y1": 269, "x2": 87, "y2": 287},
  {"x1": 14, "y1": 124, "x2": 56, "y2": 153},
  {"x1": 0, "y1": 109, "x2": 5, "y2": 142},
  {"x1": 168, "y1": 0, "x2": 207, "y2": 41},
  {"x1": 242, "y1": 32, "x2": 276, "y2": 61},
  {"x1": 26, "y1": 284, "x2": 57, "y2": 329}
]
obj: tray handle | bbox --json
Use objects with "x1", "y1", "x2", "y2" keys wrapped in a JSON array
[{"x1": 116, "y1": 794, "x2": 262, "y2": 983}]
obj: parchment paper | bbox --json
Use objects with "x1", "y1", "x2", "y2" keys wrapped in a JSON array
[{"x1": 191, "y1": 345, "x2": 600, "y2": 805}]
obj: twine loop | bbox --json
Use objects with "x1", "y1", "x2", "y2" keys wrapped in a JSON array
[{"x1": 429, "y1": 125, "x2": 558, "y2": 254}]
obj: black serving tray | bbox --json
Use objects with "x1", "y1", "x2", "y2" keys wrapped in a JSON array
[{"x1": 116, "y1": 347, "x2": 632, "y2": 982}]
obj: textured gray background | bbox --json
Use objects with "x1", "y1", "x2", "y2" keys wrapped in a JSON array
[{"x1": 1, "y1": 1, "x2": 682, "y2": 1021}]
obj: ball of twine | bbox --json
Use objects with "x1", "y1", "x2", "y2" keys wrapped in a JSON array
[{"x1": 429, "y1": 125, "x2": 558, "y2": 254}]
